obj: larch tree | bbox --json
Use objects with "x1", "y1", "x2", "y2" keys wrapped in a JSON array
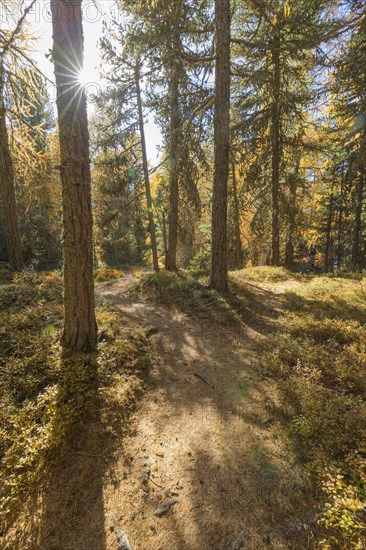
[
  {"x1": 0, "y1": 61, "x2": 23, "y2": 271},
  {"x1": 0, "y1": 1, "x2": 37, "y2": 271},
  {"x1": 210, "y1": 0, "x2": 231, "y2": 291},
  {"x1": 51, "y1": 0, "x2": 97, "y2": 352}
]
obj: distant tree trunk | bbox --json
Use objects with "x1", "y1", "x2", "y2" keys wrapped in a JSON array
[
  {"x1": 165, "y1": 29, "x2": 181, "y2": 272},
  {"x1": 337, "y1": 163, "x2": 345, "y2": 270},
  {"x1": 285, "y1": 158, "x2": 299, "y2": 271},
  {"x1": 135, "y1": 65, "x2": 159, "y2": 272},
  {"x1": 210, "y1": 0, "x2": 230, "y2": 292},
  {"x1": 51, "y1": 0, "x2": 97, "y2": 352},
  {"x1": 324, "y1": 190, "x2": 334, "y2": 273},
  {"x1": 352, "y1": 171, "x2": 364, "y2": 272},
  {"x1": 231, "y1": 162, "x2": 243, "y2": 269},
  {"x1": 271, "y1": 18, "x2": 281, "y2": 266},
  {"x1": 162, "y1": 211, "x2": 168, "y2": 256},
  {"x1": 0, "y1": 62, "x2": 23, "y2": 271}
]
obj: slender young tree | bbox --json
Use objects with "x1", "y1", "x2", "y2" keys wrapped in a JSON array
[
  {"x1": 135, "y1": 63, "x2": 159, "y2": 271},
  {"x1": 51, "y1": 0, "x2": 97, "y2": 352},
  {"x1": 210, "y1": 0, "x2": 231, "y2": 291},
  {"x1": 165, "y1": 39, "x2": 181, "y2": 271}
]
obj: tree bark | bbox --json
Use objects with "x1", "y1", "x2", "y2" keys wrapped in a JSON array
[
  {"x1": 284, "y1": 157, "x2": 299, "y2": 271},
  {"x1": 337, "y1": 163, "x2": 345, "y2": 270},
  {"x1": 165, "y1": 28, "x2": 181, "y2": 272},
  {"x1": 162, "y1": 211, "x2": 168, "y2": 257},
  {"x1": 231, "y1": 162, "x2": 243, "y2": 269},
  {"x1": 0, "y1": 62, "x2": 23, "y2": 271},
  {"x1": 135, "y1": 65, "x2": 159, "y2": 272},
  {"x1": 324, "y1": 189, "x2": 334, "y2": 273},
  {"x1": 271, "y1": 17, "x2": 281, "y2": 266},
  {"x1": 51, "y1": 0, "x2": 97, "y2": 352},
  {"x1": 352, "y1": 171, "x2": 364, "y2": 272},
  {"x1": 210, "y1": 0, "x2": 230, "y2": 292}
]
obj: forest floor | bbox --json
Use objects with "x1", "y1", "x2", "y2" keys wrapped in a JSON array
[
  {"x1": 1, "y1": 267, "x2": 366, "y2": 549},
  {"x1": 95, "y1": 272, "x2": 314, "y2": 550},
  {"x1": 94, "y1": 268, "x2": 366, "y2": 550}
]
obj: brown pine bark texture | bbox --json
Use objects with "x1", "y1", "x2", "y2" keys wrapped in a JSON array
[
  {"x1": 210, "y1": 0, "x2": 231, "y2": 291},
  {"x1": 51, "y1": 0, "x2": 97, "y2": 352}
]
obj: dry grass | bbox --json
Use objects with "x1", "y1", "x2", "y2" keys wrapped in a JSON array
[
  {"x1": 0, "y1": 271, "x2": 155, "y2": 549},
  {"x1": 127, "y1": 268, "x2": 366, "y2": 548},
  {"x1": 95, "y1": 268, "x2": 125, "y2": 281},
  {"x1": 3, "y1": 267, "x2": 366, "y2": 549}
]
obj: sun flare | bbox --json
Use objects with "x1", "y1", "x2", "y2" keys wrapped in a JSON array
[{"x1": 77, "y1": 67, "x2": 92, "y2": 87}]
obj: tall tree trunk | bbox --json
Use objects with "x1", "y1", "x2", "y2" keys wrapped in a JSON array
[
  {"x1": 352, "y1": 171, "x2": 364, "y2": 272},
  {"x1": 210, "y1": 0, "x2": 230, "y2": 291},
  {"x1": 0, "y1": 62, "x2": 23, "y2": 271},
  {"x1": 162, "y1": 211, "x2": 168, "y2": 256},
  {"x1": 51, "y1": 0, "x2": 97, "y2": 352},
  {"x1": 324, "y1": 190, "x2": 334, "y2": 273},
  {"x1": 285, "y1": 157, "x2": 299, "y2": 271},
  {"x1": 135, "y1": 65, "x2": 159, "y2": 272},
  {"x1": 271, "y1": 16, "x2": 281, "y2": 266},
  {"x1": 337, "y1": 163, "x2": 345, "y2": 270},
  {"x1": 231, "y1": 162, "x2": 243, "y2": 269},
  {"x1": 165, "y1": 28, "x2": 181, "y2": 272}
]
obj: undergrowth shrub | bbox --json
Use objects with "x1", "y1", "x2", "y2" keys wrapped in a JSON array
[
  {"x1": 236, "y1": 265, "x2": 294, "y2": 282},
  {"x1": 95, "y1": 268, "x2": 124, "y2": 281},
  {"x1": 262, "y1": 278, "x2": 366, "y2": 548}
]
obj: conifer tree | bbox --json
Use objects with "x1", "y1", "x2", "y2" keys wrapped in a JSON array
[{"x1": 51, "y1": 0, "x2": 97, "y2": 351}]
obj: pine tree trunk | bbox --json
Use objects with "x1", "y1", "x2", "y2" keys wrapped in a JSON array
[
  {"x1": 232, "y1": 162, "x2": 243, "y2": 269},
  {"x1": 210, "y1": 0, "x2": 230, "y2": 292},
  {"x1": 352, "y1": 172, "x2": 364, "y2": 272},
  {"x1": 165, "y1": 30, "x2": 181, "y2": 272},
  {"x1": 0, "y1": 62, "x2": 23, "y2": 271},
  {"x1": 162, "y1": 211, "x2": 168, "y2": 256},
  {"x1": 271, "y1": 20, "x2": 281, "y2": 266},
  {"x1": 285, "y1": 158, "x2": 299, "y2": 271},
  {"x1": 51, "y1": 0, "x2": 97, "y2": 352},
  {"x1": 337, "y1": 163, "x2": 345, "y2": 270},
  {"x1": 324, "y1": 190, "x2": 334, "y2": 273},
  {"x1": 135, "y1": 65, "x2": 159, "y2": 272}
]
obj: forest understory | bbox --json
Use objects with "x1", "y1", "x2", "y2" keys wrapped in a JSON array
[
  {"x1": 1, "y1": 266, "x2": 366, "y2": 550},
  {"x1": 1, "y1": 0, "x2": 366, "y2": 548}
]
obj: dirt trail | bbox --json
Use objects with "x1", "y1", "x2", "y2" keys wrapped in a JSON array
[{"x1": 97, "y1": 277, "x2": 312, "y2": 550}]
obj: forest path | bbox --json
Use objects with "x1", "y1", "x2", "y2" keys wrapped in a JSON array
[{"x1": 97, "y1": 275, "x2": 313, "y2": 550}]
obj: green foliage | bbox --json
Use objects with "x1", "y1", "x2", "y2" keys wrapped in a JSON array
[
  {"x1": 319, "y1": 468, "x2": 366, "y2": 548},
  {"x1": 188, "y1": 247, "x2": 210, "y2": 274}
]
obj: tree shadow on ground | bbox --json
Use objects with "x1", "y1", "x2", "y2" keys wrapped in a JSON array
[
  {"x1": 98, "y1": 278, "x2": 320, "y2": 549},
  {"x1": 282, "y1": 290, "x2": 366, "y2": 323},
  {"x1": 13, "y1": 350, "x2": 143, "y2": 550}
]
